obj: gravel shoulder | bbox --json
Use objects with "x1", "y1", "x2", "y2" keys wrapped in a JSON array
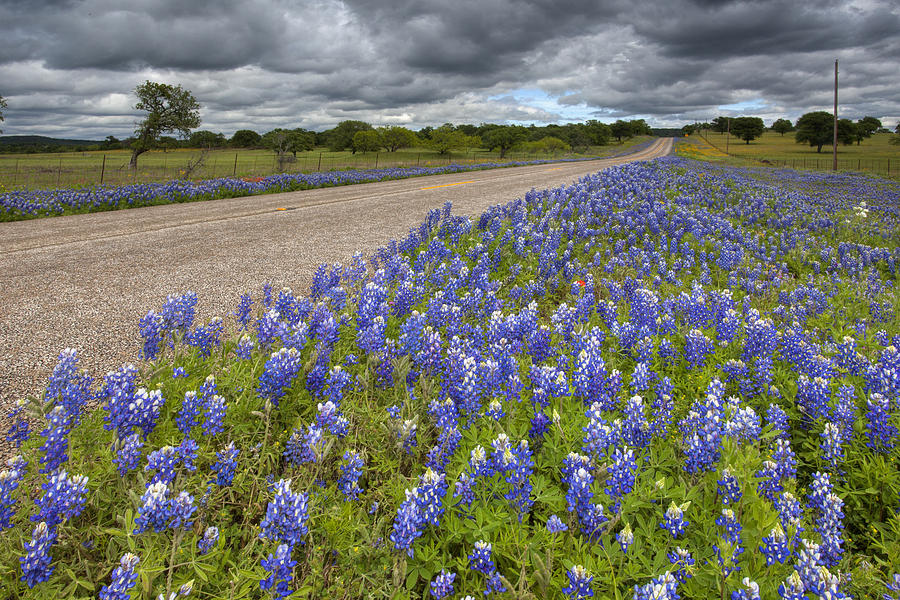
[{"x1": 0, "y1": 138, "x2": 671, "y2": 458}]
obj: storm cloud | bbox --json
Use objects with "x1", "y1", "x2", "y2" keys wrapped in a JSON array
[{"x1": 0, "y1": 0, "x2": 897, "y2": 138}]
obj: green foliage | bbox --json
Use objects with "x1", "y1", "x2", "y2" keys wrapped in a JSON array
[
  {"x1": 854, "y1": 116, "x2": 882, "y2": 145},
  {"x1": 130, "y1": 81, "x2": 201, "y2": 168},
  {"x1": 481, "y1": 126, "x2": 527, "y2": 158},
  {"x1": 229, "y1": 130, "x2": 262, "y2": 148},
  {"x1": 261, "y1": 128, "x2": 315, "y2": 157},
  {"x1": 795, "y1": 111, "x2": 835, "y2": 153},
  {"x1": 378, "y1": 127, "x2": 417, "y2": 152},
  {"x1": 187, "y1": 131, "x2": 226, "y2": 149},
  {"x1": 771, "y1": 118, "x2": 793, "y2": 136},
  {"x1": 426, "y1": 125, "x2": 472, "y2": 155},
  {"x1": 351, "y1": 130, "x2": 382, "y2": 153},
  {"x1": 729, "y1": 117, "x2": 765, "y2": 144},
  {"x1": 325, "y1": 120, "x2": 374, "y2": 153}
]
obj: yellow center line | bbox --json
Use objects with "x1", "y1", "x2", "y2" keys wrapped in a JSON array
[
  {"x1": 420, "y1": 181, "x2": 474, "y2": 190},
  {"x1": 545, "y1": 167, "x2": 564, "y2": 171},
  {"x1": 275, "y1": 207, "x2": 287, "y2": 211}
]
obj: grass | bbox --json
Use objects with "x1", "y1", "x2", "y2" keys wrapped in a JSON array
[
  {"x1": 682, "y1": 130, "x2": 899, "y2": 177},
  {"x1": 0, "y1": 137, "x2": 654, "y2": 192}
]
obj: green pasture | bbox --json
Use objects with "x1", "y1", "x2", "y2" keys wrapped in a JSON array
[
  {"x1": 0, "y1": 137, "x2": 653, "y2": 192},
  {"x1": 694, "y1": 130, "x2": 899, "y2": 176}
]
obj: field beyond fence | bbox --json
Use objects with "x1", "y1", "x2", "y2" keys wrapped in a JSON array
[
  {"x1": 0, "y1": 138, "x2": 651, "y2": 192},
  {"x1": 688, "y1": 130, "x2": 898, "y2": 177}
]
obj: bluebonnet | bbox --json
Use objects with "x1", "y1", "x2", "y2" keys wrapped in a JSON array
[
  {"x1": 667, "y1": 546, "x2": 694, "y2": 582},
  {"x1": 99, "y1": 552, "x2": 140, "y2": 600},
  {"x1": 546, "y1": 514, "x2": 568, "y2": 534},
  {"x1": 198, "y1": 526, "x2": 219, "y2": 555},
  {"x1": 202, "y1": 394, "x2": 226, "y2": 437},
  {"x1": 796, "y1": 375, "x2": 831, "y2": 425},
  {"x1": 425, "y1": 424, "x2": 461, "y2": 473},
  {"x1": 139, "y1": 310, "x2": 167, "y2": 360},
  {"x1": 717, "y1": 468, "x2": 742, "y2": 505},
  {"x1": 760, "y1": 525, "x2": 791, "y2": 565},
  {"x1": 211, "y1": 442, "x2": 239, "y2": 487},
  {"x1": 429, "y1": 569, "x2": 456, "y2": 599},
  {"x1": 808, "y1": 473, "x2": 845, "y2": 567},
  {"x1": 731, "y1": 578, "x2": 761, "y2": 600},
  {"x1": 724, "y1": 406, "x2": 761, "y2": 444},
  {"x1": 316, "y1": 400, "x2": 349, "y2": 438},
  {"x1": 256, "y1": 310, "x2": 283, "y2": 349},
  {"x1": 20, "y1": 521, "x2": 57, "y2": 588},
  {"x1": 172, "y1": 367, "x2": 187, "y2": 378},
  {"x1": 468, "y1": 540, "x2": 506, "y2": 595},
  {"x1": 622, "y1": 395, "x2": 651, "y2": 448},
  {"x1": 616, "y1": 523, "x2": 633, "y2": 553},
  {"x1": 160, "y1": 291, "x2": 198, "y2": 332},
  {"x1": 38, "y1": 405, "x2": 71, "y2": 474},
  {"x1": 259, "y1": 479, "x2": 310, "y2": 547},
  {"x1": 133, "y1": 482, "x2": 174, "y2": 534},
  {"x1": 145, "y1": 446, "x2": 180, "y2": 485},
  {"x1": 6, "y1": 398, "x2": 30, "y2": 447},
  {"x1": 236, "y1": 334, "x2": 256, "y2": 359},
  {"x1": 397, "y1": 419, "x2": 418, "y2": 455},
  {"x1": 683, "y1": 328, "x2": 714, "y2": 370},
  {"x1": 176, "y1": 392, "x2": 201, "y2": 435},
  {"x1": 679, "y1": 385, "x2": 724, "y2": 474},
  {"x1": 283, "y1": 425, "x2": 323, "y2": 466},
  {"x1": 661, "y1": 502, "x2": 689, "y2": 538},
  {"x1": 713, "y1": 508, "x2": 744, "y2": 576},
  {"x1": 337, "y1": 451, "x2": 364, "y2": 501},
  {"x1": 0, "y1": 457, "x2": 27, "y2": 530},
  {"x1": 235, "y1": 293, "x2": 253, "y2": 330},
  {"x1": 177, "y1": 438, "x2": 198, "y2": 472},
  {"x1": 885, "y1": 573, "x2": 900, "y2": 600},
  {"x1": 775, "y1": 492, "x2": 804, "y2": 539},
  {"x1": 633, "y1": 571, "x2": 679, "y2": 600},
  {"x1": 44, "y1": 348, "x2": 92, "y2": 425},
  {"x1": 416, "y1": 468, "x2": 448, "y2": 527},
  {"x1": 561, "y1": 454, "x2": 608, "y2": 542},
  {"x1": 33, "y1": 470, "x2": 89, "y2": 529},
  {"x1": 820, "y1": 422, "x2": 844, "y2": 472},
  {"x1": 390, "y1": 488, "x2": 425, "y2": 557},
  {"x1": 184, "y1": 317, "x2": 223, "y2": 358},
  {"x1": 563, "y1": 565, "x2": 594, "y2": 599},
  {"x1": 777, "y1": 571, "x2": 805, "y2": 600},
  {"x1": 766, "y1": 403, "x2": 790, "y2": 441},
  {"x1": 130, "y1": 388, "x2": 166, "y2": 439},
  {"x1": 260, "y1": 543, "x2": 297, "y2": 599},
  {"x1": 258, "y1": 348, "x2": 303, "y2": 407},
  {"x1": 606, "y1": 446, "x2": 637, "y2": 512},
  {"x1": 582, "y1": 402, "x2": 621, "y2": 462},
  {"x1": 865, "y1": 392, "x2": 896, "y2": 452},
  {"x1": 485, "y1": 399, "x2": 505, "y2": 421}
]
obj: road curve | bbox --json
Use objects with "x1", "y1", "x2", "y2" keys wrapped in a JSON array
[{"x1": 0, "y1": 137, "x2": 671, "y2": 431}]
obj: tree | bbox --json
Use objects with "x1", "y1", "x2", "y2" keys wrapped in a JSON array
[
  {"x1": 427, "y1": 125, "x2": 468, "y2": 155},
  {"x1": 188, "y1": 130, "x2": 226, "y2": 148},
  {"x1": 584, "y1": 120, "x2": 611, "y2": 145},
  {"x1": 729, "y1": 117, "x2": 765, "y2": 144},
  {"x1": 157, "y1": 136, "x2": 179, "y2": 152},
  {"x1": 352, "y1": 130, "x2": 382, "y2": 153},
  {"x1": 482, "y1": 125, "x2": 527, "y2": 158},
  {"x1": 100, "y1": 135, "x2": 122, "y2": 150},
  {"x1": 854, "y1": 116, "x2": 881, "y2": 144},
  {"x1": 0, "y1": 94, "x2": 6, "y2": 134},
  {"x1": 610, "y1": 120, "x2": 631, "y2": 142},
  {"x1": 130, "y1": 81, "x2": 201, "y2": 168},
  {"x1": 628, "y1": 119, "x2": 652, "y2": 136},
  {"x1": 711, "y1": 117, "x2": 731, "y2": 134},
  {"x1": 772, "y1": 118, "x2": 793, "y2": 136},
  {"x1": 230, "y1": 129, "x2": 262, "y2": 148},
  {"x1": 378, "y1": 126, "x2": 417, "y2": 152},
  {"x1": 326, "y1": 120, "x2": 373, "y2": 152},
  {"x1": 262, "y1": 128, "x2": 315, "y2": 159},
  {"x1": 836, "y1": 119, "x2": 856, "y2": 146},
  {"x1": 795, "y1": 111, "x2": 834, "y2": 153}
]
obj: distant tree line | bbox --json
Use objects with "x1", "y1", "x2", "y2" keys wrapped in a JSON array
[{"x1": 682, "y1": 114, "x2": 894, "y2": 152}]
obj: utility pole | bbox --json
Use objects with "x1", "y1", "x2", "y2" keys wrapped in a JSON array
[{"x1": 833, "y1": 59, "x2": 838, "y2": 171}]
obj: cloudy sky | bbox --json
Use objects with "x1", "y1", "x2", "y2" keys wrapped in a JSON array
[{"x1": 1, "y1": 0, "x2": 898, "y2": 139}]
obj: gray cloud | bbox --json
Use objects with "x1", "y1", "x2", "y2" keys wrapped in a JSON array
[{"x1": 0, "y1": 0, "x2": 898, "y2": 139}]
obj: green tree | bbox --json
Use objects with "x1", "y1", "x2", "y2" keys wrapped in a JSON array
[
  {"x1": 836, "y1": 118, "x2": 856, "y2": 146},
  {"x1": 583, "y1": 120, "x2": 611, "y2": 145},
  {"x1": 188, "y1": 130, "x2": 226, "y2": 148},
  {"x1": 100, "y1": 135, "x2": 122, "y2": 150},
  {"x1": 326, "y1": 120, "x2": 373, "y2": 152},
  {"x1": 157, "y1": 136, "x2": 179, "y2": 152},
  {"x1": 0, "y1": 94, "x2": 6, "y2": 134},
  {"x1": 378, "y1": 126, "x2": 417, "y2": 152},
  {"x1": 772, "y1": 118, "x2": 793, "y2": 136},
  {"x1": 729, "y1": 116, "x2": 765, "y2": 144},
  {"x1": 130, "y1": 81, "x2": 201, "y2": 168},
  {"x1": 711, "y1": 116, "x2": 731, "y2": 134},
  {"x1": 427, "y1": 125, "x2": 468, "y2": 155},
  {"x1": 351, "y1": 129, "x2": 382, "y2": 153},
  {"x1": 628, "y1": 119, "x2": 652, "y2": 136},
  {"x1": 482, "y1": 125, "x2": 527, "y2": 158},
  {"x1": 262, "y1": 128, "x2": 315, "y2": 158},
  {"x1": 230, "y1": 129, "x2": 262, "y2": 148},
  {"x1": 795, "y1": 111, "x2": 834, "y2": 153},
  {"x1": 854, "y1": 116, "x2": 881, "y2": 144},
  {"x1": 417, "y1": 125, "x2": 434, "y2": 140},
  {"x1": 534, "y1": 136, "x2": 569, "y2": 153},
  {"x1": 610, "y1": 120, "x2": 631, "y2": 142}
]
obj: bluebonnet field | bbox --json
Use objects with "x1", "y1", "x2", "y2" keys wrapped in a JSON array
[
  {"x1": 1, "y1": 155, "x2": 900, "y2": 599},
  {"x1": 0, "y1": 156, "x2": 607, "y2": 222}
]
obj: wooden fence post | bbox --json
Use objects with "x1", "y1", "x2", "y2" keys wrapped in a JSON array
[
  {"x1": 100, "y1": 155, "x2": 106, "y2": 184},
  {"x1": 233, "y1": 153, "x2": 238, "y2": 176}
]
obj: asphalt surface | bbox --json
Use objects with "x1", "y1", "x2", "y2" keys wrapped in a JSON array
[{"x1": 0, "y1": 138, "x2": 672, "y2": 437}]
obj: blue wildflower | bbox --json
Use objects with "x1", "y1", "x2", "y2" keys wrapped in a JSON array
[
  {"x1": 99, "y1": 552, "x2": 140, "y2": 600},
  {"x1": 20, "y1": 521, "x2": 56, "y2": 588},
  {"x1": 563, "y1": 565, "x2": 594, "y2": 599},
  {"x1": 198, "y1": 526, "x2": 219, "y2": 555},
  {"x1": 260, "y1": 543, "x2": 297, "y2": 599},
  {"x1": 258, "y1": 479, "x2": 310, "y2": 547}
]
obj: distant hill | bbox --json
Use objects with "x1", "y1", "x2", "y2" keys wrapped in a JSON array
[{"x1": 0, "y1": 135, "x2": 102, "y2": 147}]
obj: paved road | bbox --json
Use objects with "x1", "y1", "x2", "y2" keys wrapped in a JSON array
[{"x1": 0, "y1": 138, "x2": 672, "y2": 425}]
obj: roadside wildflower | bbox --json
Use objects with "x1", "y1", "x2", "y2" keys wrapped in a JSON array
[{"x1": 99, "y1": 553, "x2": 140, "y2": 600}]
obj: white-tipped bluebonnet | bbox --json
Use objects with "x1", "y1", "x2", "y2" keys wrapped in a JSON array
[
  {"x1": 38, "y1": 405, "x2": 71, "y2": 474},
  {"x1": 133, "y1": 482, "x2": 173, "y2": 534},
  {"x1": 6, "y1": 398, "x2": 30, "y2": 448},
  {"x1": 337, "y1": 451, "x2": 364, "y2": 501},
  {"x1": 683, "y1": 328, "x2": 714, "y2": 370},
  {"x1": 177, "y1": 438, "x2": 198, "y2": 472},
  {"x1": 485, "y1": 399, "x2": 505, "y2": 421},
  {"x1": 236, "y1": 334, "x2": 255, "y2": 359},
  {"x1": 661, "y1": 502, "x2": 689, "y2": 538},
  {"x1": 160, "y1": 291, "x2": 198, "y2": 332},
  {"x1": 717, "y1": 468, "x2": 742, "y2": 505},
  {"x1": 563, "y1": 565, "x2": 594, "y2": 599},
  {"x1": 145, "y1": 446, "x2": 180, "y2": 485},
  {"x1": 113, "y1": 433, "x2": 144, "y2": 476},
  {"x1": 32, "y1": 470, "x2": 89, "y2": 529},
  {"x1": 429, "y1": 569, "x2": 456, "y2": 599},
  {"x1": 139, "y1": 310, "x2": 167, "y2": 360},
  {"x1": 44, "y1": 348, "x2": 92, "y2": 425},
  {"x1": 622, "y1": 395, "x2": 651, "y2": 448},
  {"x1": 260, "y1": 543, "x2": 297, "y2": 599},
  {"x1": 20, "y1": 521, "x2": 56, "y2": 588},
  {"x1": 235, "y1": 293, "x2": 253, "y2": 330},
  {"x1": 169, "y1": 491, "x2": 196, "y2": 531},
  {"x1": 197, "y1": 526, "x2": 219, "y2": 555},
  {"x1": 616, "y1": 523, "x2": 633, "y2": 553},
  {"x1": 99, "y1": 552, "x2": 140, "y2": 600},
  {"x1": 820, "y1": 422, "x2": 844, "y2": 472},
  {"x1": 885, "y1": 573, "x2": 900, "y2": 600},
  {"x1": 184, "y1": 317, "x2": 223, "y2": 358},
  {"x1": 211, "y1": 442, "x2": 239, "y2": 487},
  {"x1": 201, "y1": 394, "x2": 226, "y2": 437},
  {"x1": 0, "y1": 457, "x2": 26, "y2": 530},
  {"x1": 731, "y1": 577, "x2": 761, "y2": 600},
  {"x1": 258, "y1": 479, "x2": 310, "y2": 547},
  {"x1": 468, "y1": 540, "x2": 505, "y2": 594},
  {"x1": 316, "y1": 400, "x2": 349, "y2": 439},
  {"x1": 390, "y1": 488, "x2": 425, "y2": 557},
  {"x1": 777, "y1": 571, "x2": 805, "y2": 600},
  {"x1": 172, "y1": 367, "x2": 187, "y2": 378},
  {"x1": 865, "y1": 392, "x2": 896, "y2": 453},
  {"x1": 176, "y1": 391, "x2": 201, "y2": 436},
  {"x1": 131, "y1": 388, "x2": 166, "y2": 439},
  {"x1": 633, "y1": 571, "x2": 679, "y2": 600},
  {"x1": 606, "y1": 446, "x2": 637, "y2": 512},
  {"x1": 667, "y1": 546, "x2": 694, "y2": 582},
  {"x1": 760, "y1": 525, "x2": 791, "y2": 565},
  {"x1": 258, "y1": 348, "x2": 303, "y2": 407},
  {"x1": 724, "y1": 405, "x2": 761, "y2": 443}
]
